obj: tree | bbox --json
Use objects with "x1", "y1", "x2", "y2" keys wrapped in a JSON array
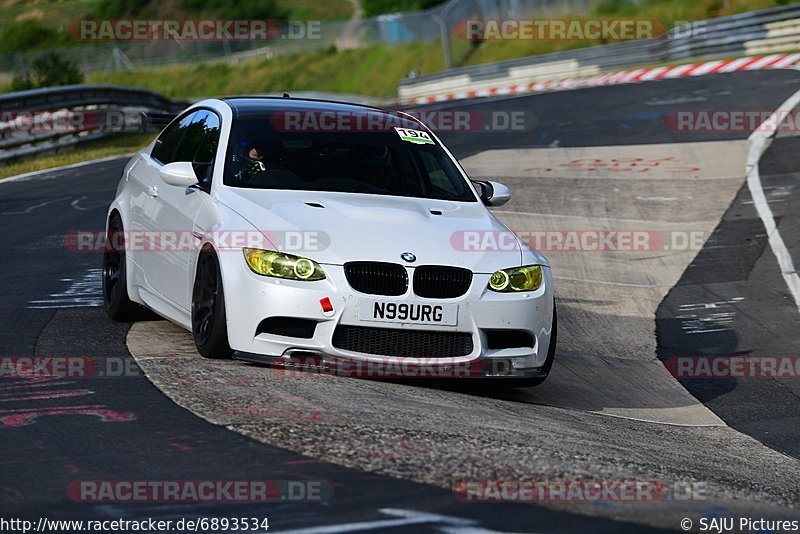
[{"x1": 11, "y1": 52, "x2": 85, "y2": 91}]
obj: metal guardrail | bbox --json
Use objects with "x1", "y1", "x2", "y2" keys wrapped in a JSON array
[
  {"x1": 0, "y1": 84, "x2": 187, "y2": 164},
  {"x1": 398, "y1": 3, "x2": 800, "y2": 101},
  {"x1": 666, "y1": 5, "x2": 800, "y2": 59},
  {"x1": 0, "y1": 84, "x2": 186, "y2": 113}
]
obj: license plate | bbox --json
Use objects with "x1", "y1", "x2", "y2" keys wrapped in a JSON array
[{"x1": 358, "y1": 299, "x2": 458, "y2": 326}]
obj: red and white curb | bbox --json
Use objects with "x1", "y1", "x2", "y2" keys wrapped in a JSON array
[{"x1": 402, "y1": 53, "x2": 800, "y2": 105}]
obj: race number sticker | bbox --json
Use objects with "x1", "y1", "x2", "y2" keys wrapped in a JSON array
[{"x1": 394, "y1": 127, "x2": 435, "y2": 145}]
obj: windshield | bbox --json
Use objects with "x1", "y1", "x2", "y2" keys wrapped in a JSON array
[{"x1": 224, "y1": 114, "x2": 477, "y2": 202}]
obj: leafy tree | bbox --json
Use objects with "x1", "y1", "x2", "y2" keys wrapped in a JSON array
[
  {"x1": 10, "y1": 74, "x2": 35, "y2": 92},
  {"x1": 11, "y1": 52, "x2": 84, "y2": 91},
  {"x1": 183, "y1": 0, "x2": 287, "y2": 19},
  {"x1": 361, "y1": 0, "x2": 446, "y2": 17},
  {"x1": 92, "y1": 0, "x2": 287, "y2": 19}
]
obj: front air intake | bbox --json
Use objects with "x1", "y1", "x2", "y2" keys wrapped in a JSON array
[
  {"x1": 413, "y1": 265, "x2": 473, "y2": 299},
  {"x1": 332, "y1": 325, "x2": 474, "y2": 357},
  {"x1": 344, "y1": 262, "x2": 408, "y2": 296}
]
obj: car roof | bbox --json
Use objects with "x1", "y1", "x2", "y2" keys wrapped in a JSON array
[{"x1": 221, "y1": 96, "x2": 416, "y2": 122}]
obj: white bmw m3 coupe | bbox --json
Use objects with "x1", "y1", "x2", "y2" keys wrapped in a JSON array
[{"x1": 104, "y1": 97, "x2": 556, "y2": 386}]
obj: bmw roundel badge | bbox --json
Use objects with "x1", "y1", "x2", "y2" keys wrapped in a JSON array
[{"x1": 401, "y1": 252, "x2": 416, "y2": 263}]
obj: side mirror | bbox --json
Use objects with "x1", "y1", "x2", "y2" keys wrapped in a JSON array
[
  {"x1": 474, "y1": 180, "x2": 511, "y2": 207},
  {"x1": 159, "y1": 161, "x2": 198, "y2": 188}
]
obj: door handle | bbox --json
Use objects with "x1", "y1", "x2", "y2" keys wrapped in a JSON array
[{"x1": 146, "y1": 185, "x2": 158, "y2": 198}]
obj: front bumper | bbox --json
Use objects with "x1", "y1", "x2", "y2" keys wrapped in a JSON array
[{"x1": 219, "y1": 255, "x2": 555, "y2": 379}]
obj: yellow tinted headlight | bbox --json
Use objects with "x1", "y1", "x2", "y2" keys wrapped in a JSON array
[
  {"x1": 488, "y1": 265, "x2": 543, "y2": 292},
  {"x1": 243, "y1": 248, "x2": 326, "y2": 281}
]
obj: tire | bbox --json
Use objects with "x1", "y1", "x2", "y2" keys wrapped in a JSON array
[
  {"x1": 503, "y1": 304, "x2": 557, "y2": 388},
  {"x1": 102, "y1": 214, "x2": 141, "y2": 321},
  {"x1": 191, "y1": 248, "x2": 233, "y2": 359}
]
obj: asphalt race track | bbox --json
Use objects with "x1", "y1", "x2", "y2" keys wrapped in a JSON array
[{"x1": 2, "y1": 70, "x2": 800, "y2": 532}]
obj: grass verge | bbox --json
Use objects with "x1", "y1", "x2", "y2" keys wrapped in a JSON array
[
  {"x1": 86, "y1": 42, "x2": 447, "y2": 99},
  {"x1": 0, "y1": 133, "x2": 154, "y2": 181}
]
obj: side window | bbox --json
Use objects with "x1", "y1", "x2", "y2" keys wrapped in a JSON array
[
  {"x1": 418, "y1": 151, "x2": 457, "y2": 194},
  {"x1": 173, "y1": 110, "x2": 210, "y2": 163},
  {"x1": 151, "y1": 112, "x2": 196, "y2": 165},
  {"x1": 186, "y1": 111, "x2": 221, "y2": 189},
  {"x1": 194, "y1": 112, "x2": 221, "y2": 164}
]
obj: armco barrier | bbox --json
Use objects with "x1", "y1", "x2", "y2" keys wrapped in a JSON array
[
  {"x1": 0, "y1": 85, "x2": 185, "y2": 113},
  {"x1": 0, "y1": 85, "x2": 186, "y2": 163},
  {"x1": 0, "y1": 86, "x2": 385, "y2": 164}
]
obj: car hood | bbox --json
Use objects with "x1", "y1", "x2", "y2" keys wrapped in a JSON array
[{"x1": 218, "y1": 189, "x2": 530, "y2": 273}]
